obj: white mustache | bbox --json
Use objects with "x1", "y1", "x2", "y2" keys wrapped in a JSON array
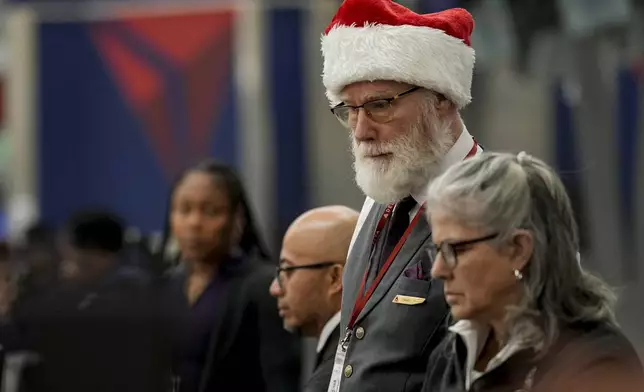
[{"x1": 354, "y1": 143, "x2": 395, "y2": 157}]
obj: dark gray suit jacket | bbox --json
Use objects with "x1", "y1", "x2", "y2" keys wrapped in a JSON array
[
  {"x1": 335, "y1": 200, "x2": 449, "y2": 392},
  {"x1": 304, "y1": 326, "x2": 340, "y2": 392}
]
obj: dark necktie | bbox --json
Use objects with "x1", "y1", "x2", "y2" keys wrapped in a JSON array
[
  {"x1": 378, "y1": 196, "x2": 417, "y2": 269},
  {"x1": 365, "y1": 196, "x2": 418, "y2": 288}
]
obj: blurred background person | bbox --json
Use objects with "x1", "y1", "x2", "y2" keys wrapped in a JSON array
[
  {"x1": 12, "y1": 223, "x2": 60, "y2": 315},
  {"x1": 0, "y1": 241, "x2": 19, "y2": 361},
  {"x1": 270, "y1": 205, "x2": 359, "y2": 392},
  {"x1": 17, "y1": 210, "x2": 171, "y2": 392},
  {"x1": 0, "y1": 241, "x2": 12, "y2": 389},
  {"x1": 159, "y1": 159, "x2": 300, "y2": 392},
  {"x1": 422, "y1": 152, "x2": 644, "y2": 392},
  {"x1": 57, "y1": 211, "x2": 150, "y2": 285},
  {"x1": 0, "y1": 241, "x2": 15, "y2": 320},
  {"x1": 0, "y1": 239, "x2": 38, "y2": 392}
]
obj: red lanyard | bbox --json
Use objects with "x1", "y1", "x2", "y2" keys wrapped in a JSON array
[
  {"x1": 346, "y1": 206, "x2": 425, "y2": 332},
  {"x1": 345, "y1": 140, "x2": 479, "y2": 334}
]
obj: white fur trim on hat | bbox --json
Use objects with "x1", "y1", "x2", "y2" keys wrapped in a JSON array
[{"x1": 322, "y1": 23, "x2": 475, "y2": 108}]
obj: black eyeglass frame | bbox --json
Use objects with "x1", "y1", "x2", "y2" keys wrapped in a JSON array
[
  {"x1": 274, "y1": 261, "x2": 342, "y2": 289},
  {"x1": 330, "y1": 86, "x2": 423, "y2": 127},
  {"x1": 427, "y1": 233, "x2": 500, "y2": 269}
]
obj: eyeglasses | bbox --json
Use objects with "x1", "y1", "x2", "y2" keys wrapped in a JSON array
[
  {"x1": 427, "y1": 233, "x2": 499, "y2": 269},
  {"x1": 330, "y1": 86, "x2": 421, "y2": 128},
  {"x1": 274, "y1": 261, "x2": 341, "y2": 290}
]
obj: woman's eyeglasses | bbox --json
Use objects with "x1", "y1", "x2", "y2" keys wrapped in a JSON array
[{"x1": 427, "y1": 233, "x2": 499, "y2": 269}]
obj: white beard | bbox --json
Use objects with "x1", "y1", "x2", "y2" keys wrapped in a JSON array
[{"x1": 351, "y1": 113, "x2": 453, "y2": 204}]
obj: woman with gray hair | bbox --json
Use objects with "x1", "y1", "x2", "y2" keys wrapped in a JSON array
[{"x1": 420, "y1": 152, "x2": 644, "y2": 392}]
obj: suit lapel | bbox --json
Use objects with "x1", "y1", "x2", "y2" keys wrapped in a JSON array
[
  {"x1": 341, "y1": 203, "x2": 386, "y2": 326},
  {"x1": 354, "y1": 213, "x2": 432, "y2": 324},
  {"x1": 317, "y1": 326, "x2": 341, "y2": 367}
]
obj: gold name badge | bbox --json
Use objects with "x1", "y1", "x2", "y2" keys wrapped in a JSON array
[{"x1": 392, "y1": 295, "x2": 426, "y2": 305}]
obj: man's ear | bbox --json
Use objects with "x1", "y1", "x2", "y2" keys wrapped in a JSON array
[
  {"x1": 508, "y1": 229, "x2": 534, "y2": 272},
  {"x1": 328, "y1": 264, "x2": 344, "y2": 296},
  {"x1": 436, "y1": 97, "x2": 456, "y2": 118}
]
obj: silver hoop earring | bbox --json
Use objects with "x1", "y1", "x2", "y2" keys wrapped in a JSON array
[{"x1": 514, "y1": 269, "x2": 523, "y2": 281}]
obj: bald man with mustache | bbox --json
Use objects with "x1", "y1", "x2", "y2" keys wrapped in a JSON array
[{"x1": 269, "y1": 206, "x2": 359, "y2": 392}]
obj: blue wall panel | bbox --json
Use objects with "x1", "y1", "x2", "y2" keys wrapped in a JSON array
[
  {"x1": 267, "y1": 8, "x2": 308, "y2": 238},
  {"x1": 37, "y1": 11, "x2": 237, "y2": 232}
]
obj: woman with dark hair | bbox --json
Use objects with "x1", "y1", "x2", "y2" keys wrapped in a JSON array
[{"x1": 160, "y1": 160, "x2": 300, "y2": 392}]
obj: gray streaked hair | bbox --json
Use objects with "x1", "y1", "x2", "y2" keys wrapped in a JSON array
[{"x1": 425, "y1": 151, "x2": 618, "y2": 352}]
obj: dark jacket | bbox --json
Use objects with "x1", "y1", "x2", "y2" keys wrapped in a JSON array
[
  {"x1": 304, "y1": 325, "x2": 341, "y2": 392},
  {"x1": 421, "y1": 321, "x2": 644, "y2": 392},
  {"x1": 17, "y1": 264, "x2": 172, "y2": 392},
  {"x1": 165, "y1": 258, "x2": 301, "y2": 392}
]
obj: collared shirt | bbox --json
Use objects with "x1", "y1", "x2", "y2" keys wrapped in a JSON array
[
  {"x1": 449, "y1": 320, "x2": 525, "y2": 390},
  {"x1": 316, "y1": 311, "x2": 341, "y2": 354}
]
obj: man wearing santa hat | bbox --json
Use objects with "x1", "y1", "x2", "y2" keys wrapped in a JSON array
[{"x1": 320, "y1": 1, "x2": 481, "y2": 391}]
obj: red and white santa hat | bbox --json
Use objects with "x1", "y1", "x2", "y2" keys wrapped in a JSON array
[{"x1": 321, "y1": 0, "x2": 476, "y2": 109}]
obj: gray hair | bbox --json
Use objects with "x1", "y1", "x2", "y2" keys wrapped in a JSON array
[{"x1": 425, "y1": 151, "x2": 618, "y2": 352}]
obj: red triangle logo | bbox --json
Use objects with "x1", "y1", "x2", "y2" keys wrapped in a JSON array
[{"x1": 90, "y1": 10, "x2": 236, "y2": 177}]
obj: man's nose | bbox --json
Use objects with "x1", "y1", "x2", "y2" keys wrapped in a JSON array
[
  {"x1": 352, "y1": 109, "x2": 376, "y2": 142},
  {"x1": 269, "y1": 277, "x2": 282, "y2": 297}
]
